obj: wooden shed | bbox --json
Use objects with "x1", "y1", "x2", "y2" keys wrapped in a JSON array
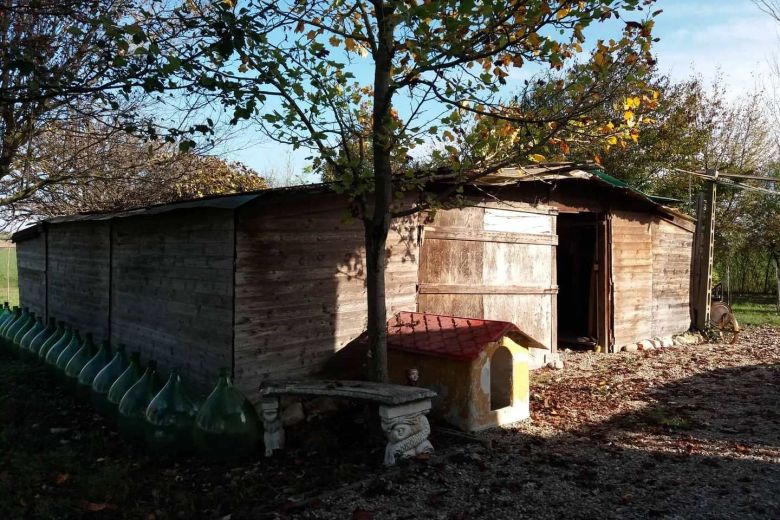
[{"x1": 12, "y1": 164, "x2": 696, "y2": 403}]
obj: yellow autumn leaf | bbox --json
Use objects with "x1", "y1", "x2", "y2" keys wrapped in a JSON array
[
  {"x1": 623, "y1": 96, "x2": 640, "y2": 110},
  {"x1": 344, "y1": 38, "x2": 356, "y2": 51},
  {"x1": 528, "y1": 153, "x2": 545, "y2": 163},
  {"x1": 607, "y1": 135, "x2": 618, "y2": 145},
  {"x1": 624, "y1": 110, "x2": 635, "y2": 122},
  {"x1": 557, "y1": 8, "x2": 571, "y2": 20},
  {"x1": 329, "y1": 36, "x2": 341, "y2": 47}
]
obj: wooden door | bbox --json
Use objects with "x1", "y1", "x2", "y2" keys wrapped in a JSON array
[{"x1": 418, "y1": 203, "x2": 557, "y2": 367}]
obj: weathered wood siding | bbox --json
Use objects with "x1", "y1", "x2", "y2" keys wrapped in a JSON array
[
  {"x1": 612, "y1": 211, "x2": 693, "y2": 348},
  {"x1": 16, "y1": 233, "x2": 46, "y2": 316},
  {"x1": 233, "y1": 195, "x2": 419, "y2": 403},
  {"x1": 611, "y1": 211, "x2": 654, "y2": 348},
  {"x1": 651, "y1": 218, "x2": 693, "y2": 338},
  {"x1": 111, "y1": 210, "x2": 234, "y2": 392},
  {"x1": 47, "y1": 222, "x2": 111, "y2": 341},
  {"x1": 418, "y1": 202, "x2": 557, "y2": 367}
]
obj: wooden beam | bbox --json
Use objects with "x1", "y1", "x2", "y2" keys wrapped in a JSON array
[
  {"x1": 424, "y1": 228, "x2": 558, "y2": 245},
  {"x1": 418, "y1": 283, "x2": 559, "y2": 295},
  {"x1": 693, "y1": 174, "x2": 716, "y2": 330},
  {"x1": 717, "y1": 172, "x2": 778, "y2": 181}
]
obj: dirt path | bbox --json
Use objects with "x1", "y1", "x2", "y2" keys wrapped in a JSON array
[{"x1": 307, "y1": 327, "x2": 780, "y2": 519}]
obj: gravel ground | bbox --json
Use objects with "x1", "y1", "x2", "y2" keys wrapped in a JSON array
[{"x1": 302, "y1": 327, "x2": 780, "y2": 520}]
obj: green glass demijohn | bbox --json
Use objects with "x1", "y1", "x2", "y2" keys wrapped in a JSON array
[
  {"x1": 144, "y1": 369, "x2": 199, "y2": 455},
  {"x1": 0, "y1": 306, "x2": 20, "y2": 339},
  {"x1": 12, "y1": 310, "x2": 37, "y2": 349},
  {"x1": 117, "y1": 360, "x2": 158, "y2": 443},
  {"x1": 91, "y1": 345, "x2": 129, "y2": 416},
  {"x1": 55, "y1": 331, "x2": 82, "y2": 376},
  {"x1": 0, "y1": 302, "x2": 12, "y2": 328},
  {"x1": 6, "y1": 307, "x2": 31, "y2": 342},
  {"x1": 1, "y1": 307, "x2": 25, "y2": 350},
  {"x1": 44, "y1": 326, "x2": 74, "y2": 370},
  {"x1": 38, "y1": 320, "x2": 66, "y2": 361},
  {"x1": 105, "y1": 351, "x2": 142, "y2": 418},
  {"x1": 0, "y1": 305, "x2": 14, "y2": 351},
  {"x1": 77, "y1": 341, "x2": 111, "y2": 400},
  {"x1": 29, "y1": 317, "x2": 57, "y2": 359},
  {"x1": 19, "y1": 316, "x2": 46, "y2": 361},
  {"x1": 194, "y1": 368, "x2": 260, "y2": 460},
  {"x1": 0, "y1": 302, "x2": 12, "y2": 339},
  {"x1": 64, "y1": 333, "x2": 97, "y2": 392}
]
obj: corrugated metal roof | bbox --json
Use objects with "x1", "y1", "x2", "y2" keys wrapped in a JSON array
[
  {"x1": 12, "y1": 162, "x2": 693, "y2": 242},
  {"x1": 12, "y1": 183, "x2": 331, "y2": 241},
  {"x1": 476, "y1": 163, "x2": 694, "y2": 223},
  {"x1": 45, "y1": 193, "x2": 261, "y2": 225}
]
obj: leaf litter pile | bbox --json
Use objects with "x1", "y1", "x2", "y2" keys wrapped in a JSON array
[
  {"x1": 1, "y1": 327, "x2": 778, "y2": 519},
  {"x1": 313, "y1": 327, "x2": 780, "y2": 519}
]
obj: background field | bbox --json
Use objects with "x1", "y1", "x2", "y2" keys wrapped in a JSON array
[
  {"x1": 731, "y1": 294, "x2": 780, "y2": 327},
  {"x1": 0, "y1": 247, "x2": 18, "y2": 307}
]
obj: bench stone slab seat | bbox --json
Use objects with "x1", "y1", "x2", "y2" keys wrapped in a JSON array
[{"x1": 259, "y1": 380, "x2": 436, "y2": 465}]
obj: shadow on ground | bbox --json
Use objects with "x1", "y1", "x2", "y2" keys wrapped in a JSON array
[
  {"x1": 1, "y1": 349, "x2": 778, "y2": 519},
  {"x1": 305, "y1": 361, "x2": 780, "y2": 519}
]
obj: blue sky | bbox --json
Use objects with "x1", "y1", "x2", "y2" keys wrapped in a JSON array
[{"x1": 226, "y1": 0, "x2": 779, "y2": 184}]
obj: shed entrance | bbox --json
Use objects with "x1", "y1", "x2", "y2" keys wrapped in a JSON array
[{"x1": 556, "y1": 213, "x2": 608, "y2": 350}]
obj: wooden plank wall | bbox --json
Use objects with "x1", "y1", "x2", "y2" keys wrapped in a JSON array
[
  {"x1": 651, "y1": 218, "x2": 694, "y2": 338},
  {"x1": 611, "y1": 211, "x2": 654, "y2": 348},
  {"x1": 418, "y1": 202, "x2": 557, "y2": 367},
  {"x1": 233, "y1": 195, "x2": 419, "y2": 403},
  {"x1": 16, "y1": 232, "x2": 47, "y2": 317},
  {"x1": 111, "y1": 210, "x2": 234, "y2": 393},
  {"x1": 47, "y1": 222, "x2": 111, "y2": 341},
  {"x1": 611, "y1": 210, "x2": 694, "y2": 348}
]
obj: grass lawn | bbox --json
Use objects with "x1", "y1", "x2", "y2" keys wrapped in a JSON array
[
  {"x1": 731, "y1": 294, "x2": 780, "y2": 327},
  {"x1": 0, "y1": 247, "x2": 18, "y2": 307}
]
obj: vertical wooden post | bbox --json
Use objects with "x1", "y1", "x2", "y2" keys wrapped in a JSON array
[
  {"x1": 694, "y1": 171, "x2": 717, "y2": 330},
  {"x1": 726, "y1": 264, "x2": 731, "y2": 306}
]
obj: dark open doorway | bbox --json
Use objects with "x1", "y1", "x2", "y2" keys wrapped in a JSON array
[{"x1": 557, "y1": 213, "x2": 607, "y2": 350}]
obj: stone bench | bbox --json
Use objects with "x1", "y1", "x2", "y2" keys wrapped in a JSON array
[{"x1": 259, "y1": 380, "x2": 437, "y2": 465}]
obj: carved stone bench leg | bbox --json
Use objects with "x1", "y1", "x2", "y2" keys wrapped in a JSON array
[
  {"x1": 261, "y1": 397, "x2": 284, "y2": 457},
  {"x1": 379, "y1": 399, "x2": 434, "y2": 465}
]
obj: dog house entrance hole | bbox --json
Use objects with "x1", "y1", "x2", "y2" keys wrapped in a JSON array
[{"x1": 490, "y1": 347, "x2": 513, "y2": 410}]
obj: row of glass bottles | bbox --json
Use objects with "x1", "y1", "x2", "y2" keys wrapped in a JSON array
[{"x1": 0, "y1": 303, "x2": 259, "y2": 459}]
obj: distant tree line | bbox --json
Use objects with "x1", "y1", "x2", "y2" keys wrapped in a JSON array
[{"x1": 567, "y1": 71, "x2": 779, "y2": 300}]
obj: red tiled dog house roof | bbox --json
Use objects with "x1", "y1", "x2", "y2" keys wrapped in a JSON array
[{"x1": 387, "y1": 312, "x2": 547, "y2": 362}]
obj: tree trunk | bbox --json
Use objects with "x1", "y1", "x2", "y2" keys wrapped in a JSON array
[
  {"x1": 773, "y1": 252, "x2": 780, "y2": 313},
  {"x1": 365, "y1": 222, "x2": 389, "y2": 382},
  {"x1": 365, "y1": 1, "x2": 396, "y2": 382},
  {"x1": 764, "y1": 253, "x2": 772, "y2": 294}
]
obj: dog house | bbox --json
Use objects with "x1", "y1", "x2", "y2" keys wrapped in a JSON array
[{"x1": 385, "y1": 312, "x2": 547, "y2": 432}]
